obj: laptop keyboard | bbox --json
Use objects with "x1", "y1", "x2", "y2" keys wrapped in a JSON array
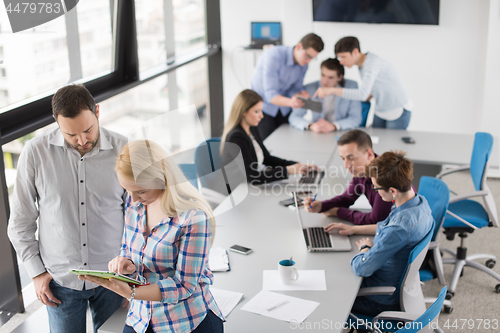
[
  {"x1": 299, "y1": 170, "x2": 324, "y2": 184},
  {"x1": 309, "y1": 227, "x2": 332, "y2": 248}
]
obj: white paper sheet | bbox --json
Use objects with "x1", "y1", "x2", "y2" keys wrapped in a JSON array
[
  {"x1": 241, "y1": 290, "x2": 319, "y2": 323},
  {"x1": 262, "y1": 270, "x2": 327, "y2": 291},
  {"x1": 210, "y1": 288, "x2": 244, "y2": 317}
]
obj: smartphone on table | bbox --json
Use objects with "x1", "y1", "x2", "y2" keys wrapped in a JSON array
[
  {"x1": 229, "y1": 244, "x2": 253, "y2": 255},
  {"x1": 402, "y1": 136, "x2": 416, "y2": 144}
]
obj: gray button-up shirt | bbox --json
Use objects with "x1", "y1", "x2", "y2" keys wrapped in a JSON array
[{"x1": 8, "y1": 127, "x2": 127, "y2": 290}]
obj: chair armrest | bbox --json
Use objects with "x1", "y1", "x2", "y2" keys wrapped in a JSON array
[
  {"x1": 428, "y1": 241, "x2": 439, "y2": 250},
  {"x1": 436, "y1": 165, "x2": 470, "y2": 179},
  {"x1": 357, "y1": 286, "x2": 396, "y2": 296},
  {"x1": 449, "y1": 190, "x2": 489, "y2": 203},
  {"x1": 373, "y1": 311, "x2": 419, "y2": 323}
]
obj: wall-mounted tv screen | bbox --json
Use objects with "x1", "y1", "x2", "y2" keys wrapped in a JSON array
[{"x1": 312, "y1": 0, "x2": 440, "y2": 25}]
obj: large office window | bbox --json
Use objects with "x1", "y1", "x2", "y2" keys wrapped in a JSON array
[
  {"x1": 0, "y1": 0, "x2": 222, "y2": 316},
  {"x1": 0, "y1": 2, "x2": 114, "y2": 111},
  {"x1": 173, "y1": 0, "x2": 207, "y2": 57},
  {"x1": 2, "y1": 123, "x2": 58, "y2": 291},
  {"x1": 99, "y1": 57, "x2": 210, "y2": 145},
  {"x1": 135, "y1": 0, "x2": 207, "y2": 73}
]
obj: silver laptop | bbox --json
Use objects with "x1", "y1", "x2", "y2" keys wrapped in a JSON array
[{"x1": 292, "y1": 192, "x2": 352, "y2": 252}]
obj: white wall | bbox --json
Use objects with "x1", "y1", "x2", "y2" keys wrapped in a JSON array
[{"x1": 220, "y1": 0, "x2": 499, "y2": 135}]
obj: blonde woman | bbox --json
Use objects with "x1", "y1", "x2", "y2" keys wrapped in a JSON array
[
  {"x1": 221, "y1": 89, "x2": 316, "y2": 185},
  {"x1": 79, "y1": 140, "x2": 224, "y2": 333}
]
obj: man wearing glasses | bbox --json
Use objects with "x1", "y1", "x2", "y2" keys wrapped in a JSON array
[
  {"x1": 251, "y1": 33, "x2": 324, "y2": 140},
  {"x1": 304, "y1": 129, "x2": 393, "y2": 225}
]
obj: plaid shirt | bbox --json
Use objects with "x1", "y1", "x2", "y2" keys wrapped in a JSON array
[{"x1": 120, "y1": 195, "x2": 224, "y2": 332}]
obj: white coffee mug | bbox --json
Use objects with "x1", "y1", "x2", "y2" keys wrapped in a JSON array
[{"x1": 278, "y1": 259, "x2": 299, "y2": 285}]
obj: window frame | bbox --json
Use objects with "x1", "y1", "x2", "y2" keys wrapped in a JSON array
[{"x1": 0, "y1": 0, "x2": 222, "y2": 315}]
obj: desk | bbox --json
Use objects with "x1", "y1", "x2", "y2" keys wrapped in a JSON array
[
  {"x1": 359, "y1": 128, "x2": 499, "y2": 168},
  {"x1": 356, "y1": 128, "x2": 499, "y2": 190},
  {"x1": 268, "y1": 125, "x2": 499, "y2": 190},
  {"x1": 270, "y1": 150, "x2": 336, "y2": 169},
  {"x1": 264, "y1": 125, "x2": 338, "y2": 155},
  {"x1": 211, "y1": 181, "x2": 363, "y2": 332}
]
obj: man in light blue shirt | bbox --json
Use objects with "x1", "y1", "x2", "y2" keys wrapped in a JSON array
[
  {"x1": 289, "y1": 58, "x2": 362, "y2": 132},
  {"x1": 251, "y1": 33, "x2": 324, "y2": 139}
]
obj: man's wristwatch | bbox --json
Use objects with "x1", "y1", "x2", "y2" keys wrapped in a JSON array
[{"x1": 360, "y1": 244, "x2": 371, "y2": 251}]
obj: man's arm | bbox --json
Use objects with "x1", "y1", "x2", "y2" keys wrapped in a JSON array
[
  {"x1": 342, "y1": 61, "x2": 382, "y2": 101},
  {"x1": 261, "y1": 51, "x2": 305, "y2": 108},
  {"x1": 336, "y1": 182, "x2": 393, "y2": 225},
  {"x1": 270, "y1": 95, "x2": 304, "y2": 109},
  {"x1": 289, "y1": 108, "x2": 313, "y2": 130},
  {"x1": 319, "y1": 179, "x2": 361, "y2": 213},
  {"x1": 261, "y1": 52, "x2": 296, "y2": 108},
  {"x1": 335, "y1": 82, "x2": 363, "y2": 130},
  {"x1": 7, "y1": 142, "x2": 45, "y2": 278},
  {"x1": 7, "y1": 142, "x2": 61, "y2": 307}
]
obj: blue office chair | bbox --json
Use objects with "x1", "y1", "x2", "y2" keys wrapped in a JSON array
[
  {"x1": 370, "y1": 287, "x2": 447, "y2": 333},
  {"x1": 178, "y1": 163, "x2": 199, "y2": 189},
  {"x1": 437, "y1": 132, "x2": 500, "y2": 299},
  {"x1": 360, "y1": 101, "x2": 371, "y2": 127},
  {"x1": 417, "y1": 176, "x2": 453, "y2": 313},
  {"x1": 349, "y1": 224, "x2": 435, "y2": 332},
  {"x1": 194, "y1": 138, "x2": 228, "y2": 205}
]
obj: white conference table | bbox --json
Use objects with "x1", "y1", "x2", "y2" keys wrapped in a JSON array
[
  {"x1": 265, "y1": 125, "x2": 338, "y2": 155},
  {"x1": 211, "y1": 175, "x2": 363, "y2": 333},
  {"x1": 267, "y1": 125, "x2": 499, "y2": 190},
  {"x1": 267, "y1": 125, "x2": 498, "y2": 168},
  {"x1": 209, "y1": 125, "x2": 498, "y2": 331}
]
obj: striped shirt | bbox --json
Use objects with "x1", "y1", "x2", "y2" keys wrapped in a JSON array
[
  {"x1": 342, "y1": 53, "x2": 412, "y2": 120},
  {"x1": 121, "y1": 195, "x2": 224, "y2": 333}
]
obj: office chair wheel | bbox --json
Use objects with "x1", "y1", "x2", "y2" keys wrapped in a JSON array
[
  {"x1": 444, "y1": 304, "x2": 453, "y2": 314},
  {"x1": 486, "y1": 259, "x2": 496, "y2": 268},
  {"x1": 446, "y1": 291, "x2": 454, "y2": 300},
  {"x1": 495, "y1": 284, "x2": 500, "y2": 294}
]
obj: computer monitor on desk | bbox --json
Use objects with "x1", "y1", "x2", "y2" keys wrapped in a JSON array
[{"x1": 245, "y1": 22, "x2": 282, "y2": 49}]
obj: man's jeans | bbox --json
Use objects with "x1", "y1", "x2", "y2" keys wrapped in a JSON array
[
  {"x1": 46, "y1": 280, "x2": 124, "y2": 333},
  {"x1": 372, "y1": 109, "x2": 411, "y2": 130}
]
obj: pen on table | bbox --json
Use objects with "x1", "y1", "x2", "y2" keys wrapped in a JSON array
[
  {"x1": 267, "y1": 300, "x2": 289, "y2": 311},
  {"x1": 310, "y1": 193, "x2": 317, "y2": 209}
]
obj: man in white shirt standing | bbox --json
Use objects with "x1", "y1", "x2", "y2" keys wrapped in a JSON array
[
  {"x1": 8, "y1": 84, "x2": 127, "y2": 333},
  {"x1": 314, "y1": 36, "x2": 413, "y2": 129}
]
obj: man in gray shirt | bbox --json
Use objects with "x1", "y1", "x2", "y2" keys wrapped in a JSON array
[
  {"x1": 8, "y1": 84, "x2": 127, "y2": 333},
  {"x1": 314, "y1": 36, "x2": 413, "y2": 129}
]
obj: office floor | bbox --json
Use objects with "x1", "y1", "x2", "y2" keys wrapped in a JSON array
[
  {"x1": 420, "y1": 171, "x2": 500, "y2": 333},
  {"x1": 1, "y1": 171, "x2": 499, "y2": 333}
]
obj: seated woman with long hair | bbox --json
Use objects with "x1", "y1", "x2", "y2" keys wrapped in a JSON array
[
  {"x1": 221, "y1": 89, "x2": 316, "y2": 185},
  {"x1": 325, "y1": 150, "x2": 433, "y2": 316},
  {"x1": 80, "y1": 140, "x2": 224, "y2": 333}
]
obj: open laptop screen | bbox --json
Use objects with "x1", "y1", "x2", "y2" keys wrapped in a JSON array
[{"x1": 251, "y1": 22, "x2": 282, "y2": 44}]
